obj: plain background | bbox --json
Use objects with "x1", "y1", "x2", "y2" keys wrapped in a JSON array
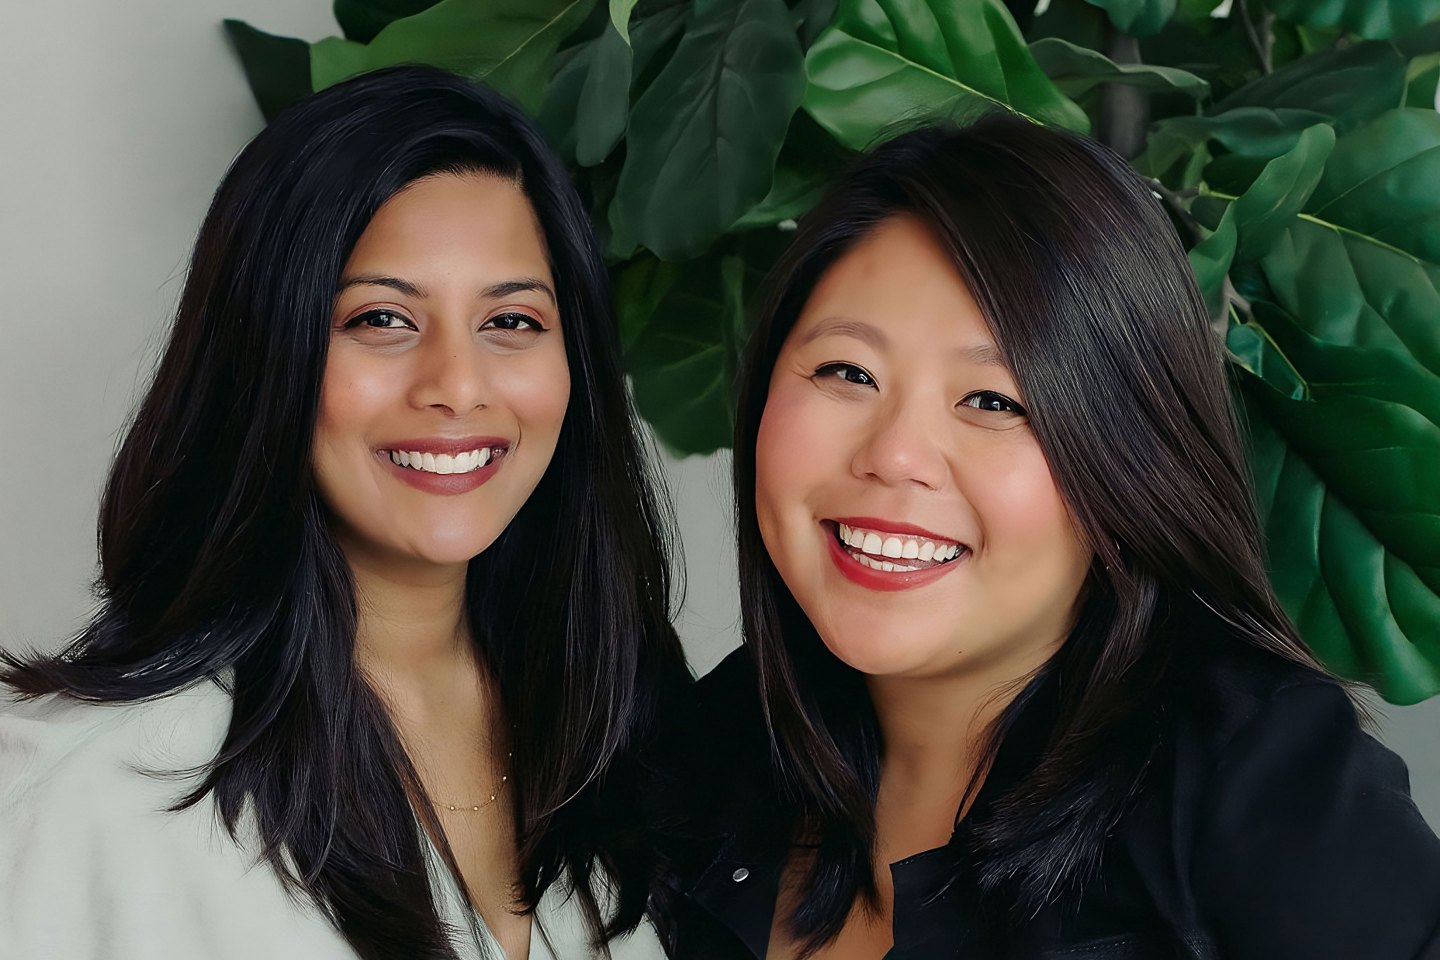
[{"x1": 1, "y1": 0, "x2": 1435, "y2": 830}]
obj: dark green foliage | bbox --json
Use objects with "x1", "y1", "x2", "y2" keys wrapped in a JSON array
[
  {"x1": 224, "y1": 0, "x2": 1440, "y2": 700},
  {"x1": 223, "y1": 20, "x2": 311, "y2": 121}
]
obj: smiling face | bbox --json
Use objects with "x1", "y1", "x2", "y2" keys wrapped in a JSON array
[
  {"x1": 313, "y1": 171, "x2": 569, "y2": 572},
  {"x1": 754, "y1": 215, "x2": 1093, "y2": 683}
]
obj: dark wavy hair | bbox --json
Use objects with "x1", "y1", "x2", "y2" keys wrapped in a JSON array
[
  {"x1": 2, "y1": 65, "x2": 687, "y2": 959},
  {"x1": 732, "y1": 114, "x2": 1327, "y2": 955}
]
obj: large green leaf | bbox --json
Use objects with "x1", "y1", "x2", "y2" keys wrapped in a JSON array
[
  {"x1": 1262, "y1": 0, "x2": 1440, "y2": 40},
  {"x1": 1081, "y1": 0, "x2": 1178, "y2": 37},
  {"x1": 333, "y1": 0, "x2": 444, "y2": 43},
  {"x1": 791, "y1": 0, "x2": 841, "y2": 48},
  {"x1": 1030, "y1": 36, "x2": 1209, "y2": 99},
  {"x1": 626, "y1": 253, "x2": 748, "y2": 454},
  {"x1": 1137, "y1": 107, "x2": 1329, "y2": 183},
  {"x1": 224, "y1": 20, "x2": 312, "y2": 122},
  {"x1": 1227, "y1": 109, "x2": 1440, "y2": 703},
  {"x1": 611, "y1": 0, "x2": 806, "y2": 261},
  {"x1": 804, "y1": 0, "x2": 1089, "y2": 151},
  {"x1": 731, "y1": 110, "x2": 849, "y2": 230},
  {"x1": 311, "y1": 0, "x2": 597, "y2": 113},
  {"x1": 1140, "y1": 37, "x2": 1408, "y2": 186},
  {"x1": 1304, "y1": 108, "x2": 1440, "y2": 264},
  {"x1": 1174, "y1": 0, "x2": 1226, "y2": 23},
  {"x1": 541, "y1": 0, "x2": 686, "y2": 165},
  {"x1": 1186, "y1": 124, "x2": 1332, "y2": 398},
  {"x1": 609, "y1": 0, "x2": 640, "y2": 43},
  {"x1": 1406, "y1": 54, "x2": 1440, "y2": 107},
  {"x1": 1214, "y1": 38, "x2": 1407, "y2": 133},
  {"x1": 622, "y1": 230, "x2": 791, "y2": 454},
  {"x1": 572, "y1": 25, "x2": 633, "y2": 164}
]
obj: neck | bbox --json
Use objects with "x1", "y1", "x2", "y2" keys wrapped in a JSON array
[
  {"x1": 867, "y1": 640, "x2": 1060, "y2": 810},
  {"x1": 342, "y1": 539, "x2": 474, "y2": 690}
]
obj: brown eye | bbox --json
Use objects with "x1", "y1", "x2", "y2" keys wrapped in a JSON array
[
  {"x1": 960, "y1": 391, "x2": 1027, "y2": 415},
  {"x1": 344, "y1": 309, "x2": 414, "y2": 330},
  {"x1": 815, "y1": 362, "x2": 876, "y2": 387},
  {"x1": 481, "y1": 312, "x2": 545, "y2": 333}
]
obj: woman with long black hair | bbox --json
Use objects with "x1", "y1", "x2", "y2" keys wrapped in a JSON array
[
  {"x1": 0, "y1": 66, "x2": 684, "y2": 959},
  {"x1": 659, "y1": 115, "x2": 1440, "y2": 958}
]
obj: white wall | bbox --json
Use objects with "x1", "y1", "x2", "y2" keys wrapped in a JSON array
[{"x1": 1, "y1": 0, "x2": 1435, "y2": 830}]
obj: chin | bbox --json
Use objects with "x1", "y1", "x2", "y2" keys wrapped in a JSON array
[
  {"x1": 393, "y1": 523, "x2": 503, "y2": 567},
  {"x1": 816, "y1": 629, "x2": 936, "y2": 679}
]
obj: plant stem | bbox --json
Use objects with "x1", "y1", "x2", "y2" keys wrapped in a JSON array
[
  {"x1": 1236, "y1": 0, "x2": 1274, "y2": 74},
  {"x1": 1148, "y1": 178, "x2": 1204, "y2": 244},
  {"x1": 1098, "y1": 25, "x2": 1149, "y2": 159}
]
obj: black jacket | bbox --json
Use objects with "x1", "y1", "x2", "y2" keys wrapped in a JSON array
[{"x1": 654, "y1": 643, "x2": 1440, "y2": 959}]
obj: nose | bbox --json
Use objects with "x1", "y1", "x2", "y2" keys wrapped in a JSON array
[
  {"x1": 850, "y1": 389, "x2": 949, "y2": 490},
  {"x1": 409, "y1": 324, "x2": 487, "y2": 416}
]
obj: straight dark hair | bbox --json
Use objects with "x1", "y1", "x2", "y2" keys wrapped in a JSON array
[
  {"x1": 732, "y1": 114, "x2": 1329, "y2": 954},
  {"x1": 2, "y1": 65, "x2": 687, "y2": 959}
]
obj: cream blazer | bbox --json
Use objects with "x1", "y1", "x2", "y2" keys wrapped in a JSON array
[{"x1": 0, "y1": 680, "x2": 666, "y2": 959}]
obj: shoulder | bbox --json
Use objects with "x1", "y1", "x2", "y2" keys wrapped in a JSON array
[
  {"x1": 1162, "y1": 642, "x2": 1440, "y2": 958},
  {"x1": 0, "y1": 681, "x2": 233, "y2": 883},
  {"x1": 693, "y1": 645, "x2": 760, "y2": 705},
  {"x1": 682, "y1": 646, "x2": 770, "y2": 796},
  {"x1": 0, "y1": 681, "x2": 358, "y2": 957},
  {"x1": 1171, "y1": 636, "x2": 1346, "y2": 745},
  {"x1": 0, "y1": 678, "x2": 231, "y2": 817},
  {"x1": 647, "y1": 646, "x2": 775, "y2": 909}
]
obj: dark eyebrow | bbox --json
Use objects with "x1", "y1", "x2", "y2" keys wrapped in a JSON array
[
  {"x1": 799, "y1": 318, "x2": 1008, "y2": 368},
  {"x1": 336, "y1": 275, "x2": 557, "y2": 306},
  {"x1": 338, "y1": 274, "x2": 426, "y2": 298},
  {"x1": 481, "y1": 277, "x2": 556, "y2": 306},
  {"x1": 958, "y1": 343, "x2": 1007, "y2": 368},
  {"x1": 798, "y1": 317, "x2": 888, "y2": 350}
]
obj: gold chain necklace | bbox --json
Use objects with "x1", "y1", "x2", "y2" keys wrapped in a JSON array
[{"x1": 437, "y1": 751, "x2": 512, "y2": 813}]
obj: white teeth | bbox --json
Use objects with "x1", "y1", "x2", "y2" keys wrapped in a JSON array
[
  {"x1": 835, "y1": 522, "x2": 965, "y2": 570},
  {"x1": 853, "y1": 553, "x2": 920, "y2": 573},
  {"x1": 387, "y1": 447, "x2": 499, "y2": 475}
]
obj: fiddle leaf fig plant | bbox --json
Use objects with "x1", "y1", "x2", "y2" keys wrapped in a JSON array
[{"x1": 224, "y1": 0, "x2": 1440, "y2": 703}]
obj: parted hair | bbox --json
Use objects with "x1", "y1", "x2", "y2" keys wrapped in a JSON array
[
  {"x1": 2, "y1": 65, "x2": 687, "y2": 959},
  {"x1": 731, "y1": 114, "x2": 1327, "y2": 956}
]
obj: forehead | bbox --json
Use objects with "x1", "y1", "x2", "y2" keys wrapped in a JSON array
[
  {"x1": 792, "y1": 214, "x2": 995, "y2": 353},
  {"x1": 347, "y1": 172, "x2": 551, "y2": 276}
]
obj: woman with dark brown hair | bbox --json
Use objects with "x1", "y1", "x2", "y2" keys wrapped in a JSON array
[
  {"x1": 0, "y1": 66, "x2": 683, "y2": 960},
  {"x1": 657, "y1": 114, "x2": 1440, "y2": 959}
]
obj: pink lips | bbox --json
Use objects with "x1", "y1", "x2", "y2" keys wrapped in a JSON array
[{"x1": 379, "y1": 436, "x2": 508, "y2": 497}]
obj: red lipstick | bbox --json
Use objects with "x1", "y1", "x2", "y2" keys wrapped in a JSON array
[{"x1": 824, "y1": 520, "x2": 968, "y2": 592}]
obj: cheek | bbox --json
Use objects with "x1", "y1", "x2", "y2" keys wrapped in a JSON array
[
  {"x1": 312, "y1": 353, "x2": 391, "y2": 479},
  {"x1": 493, "y1": 346, "x2": 570, "y2": 438},
  {"x1": 972, "y1": 443, "x2": 1090, "y2": 583},
  {"x1": 754, "y1": 385, "x2": 834, "y2": 538},
  {"x1": 314, "y1": 351, "x2": 392, "y2": 445}
]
